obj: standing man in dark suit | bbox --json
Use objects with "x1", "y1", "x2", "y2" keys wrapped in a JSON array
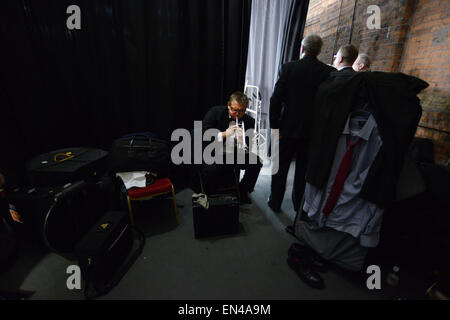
[
  {"x1": 352, "y1": 53, "x2": 371, "y2": 72},
  {"x1": 202, "y1": 92, "x2": 262, "y2": 204},
  {"x1": 333, "y1": 44, "x2": 359, "y2": 72},
  {"x1": 268, "y1": 34, "x2": 335, "y2": 213}
]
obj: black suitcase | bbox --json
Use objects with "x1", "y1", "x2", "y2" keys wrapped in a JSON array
[
  {"x1": 74, "y1": 211, "x2": 134, "y2": 298},
  {"x1": 26, "y1": 147, "x2": 109, "y2": 187},
  {"x1": 7, "y1": 181, "x2": 107, "y2": 253},
  {"x1": 192, "y1": 194, "x2": 240, "y2": 238},
  {"x1": 109, "y1": 134, "x2": 170, "y2": 177}
]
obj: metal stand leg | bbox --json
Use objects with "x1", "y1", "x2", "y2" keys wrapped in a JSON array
[
  {"x1": 171, "y1": 185, "x2": 179, "y2": 225},
  {"x1": 126, "y1": 195, "x2": 135, "y2": 227}
]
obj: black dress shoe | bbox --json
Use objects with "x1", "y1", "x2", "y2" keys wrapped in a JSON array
[
  {"x1": 267, "y1": 200, "x2": 281, "y2": 212},
  {"x1": 288, "y1": 243, "x2": 328, "y2": 273},
  {"x1": 287, "y1": 255, "x2": 325, "y2": 289}
]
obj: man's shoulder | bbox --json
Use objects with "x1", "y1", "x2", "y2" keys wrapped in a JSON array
[
  {"x1": 281, "y1": 60, "x2": 305, "y2": 72},
  {"x1": 323, "y1": 63, "x2": 337, "y2": 73},
  {"x1": 310, "y1": 58, "x2": 336, "y2": 73},
  {"x1": 283, "y1": 57, "x2": 334, "y2": 73},
  {"x1": 210, "y1": 105, "x2": 227, "y2": 110},
  {"x1": 203, "y1": 105, "x2": 227, "y2": 123},
  {"x1": 207, "y1": 105, "x2": 227, "y2": 114}
]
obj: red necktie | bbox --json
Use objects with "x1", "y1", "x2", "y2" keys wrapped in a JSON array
[{"x1": 323, "y1": 135, "x2": 361, "y2": 217}]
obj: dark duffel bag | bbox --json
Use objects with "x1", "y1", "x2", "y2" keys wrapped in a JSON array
[
  {"x1": 26, "y1": 147, "x2": 109, "y2": 187},
  {"x1": 109, "y1": 134, "x2": 170, "y2": 177},
  {"x1": 7, "y1": 181, "x2": 108, "y2": 253},
  {"x1": 74, "y1": 211, "x2": 145, "y2": 299}
]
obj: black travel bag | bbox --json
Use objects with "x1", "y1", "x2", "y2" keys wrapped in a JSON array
[
  {"x1": 109, "y1": 133, "x2": 170, "y2": 177},
  {"x1": 6, "y1": 180, "x2": 107, "y2": 253},
  {"x1": 26, "y1": 147, "x2": 109, "y2": 187},
  {"x1": 192, "y1": 194, "x2": 240, "y2": 238},
  {"x1": 74, "y1": 211, "x2": 145, "y2": 299}
]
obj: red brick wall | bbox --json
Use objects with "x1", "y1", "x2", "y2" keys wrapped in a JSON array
[
  {"x1": 304, "y1": 0, "x2": 449, "y2": 165},
  {"x1": 304, "y1": 0, "x2": 415, "y2": 71},
  {"x1": 400, "y1": 0, "x2": 449, "y2": 165}
]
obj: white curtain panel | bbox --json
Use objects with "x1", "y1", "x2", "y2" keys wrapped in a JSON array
[{"x1": 245, "y1": 0, "x2": 294, "y2": 125}]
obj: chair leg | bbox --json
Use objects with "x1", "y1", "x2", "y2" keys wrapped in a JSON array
[
  {"x1": 171, "y1": 185, "x2": 179, "y2": 225},
  {"x1": 126, "y1": 195, "x2": 136, "y2": 227}
]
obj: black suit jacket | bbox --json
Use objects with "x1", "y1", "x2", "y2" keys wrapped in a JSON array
[
  {"x1": 269, "y1": 55, "x2": 335, "y2": 139},
  {"x1": 203, "y1": 105, "x2": 255, "y2": 134},
  {"x1": 337, "y1": 66, "x2": 355, "y2": 73},
  {"x1": 202, "y1": 106, "x2": 255, "y2": 149}
]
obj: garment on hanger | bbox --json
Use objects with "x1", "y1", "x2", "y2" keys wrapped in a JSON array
[
  {"x1": 295, "y1": 72, "x2": 428, "y2": 272},
  {"x1": 306, "y1": 71, "x2": 428, "y2": 206},
  {"x1": 302, "y1": 113, "x2": 384, "y2": 248}
]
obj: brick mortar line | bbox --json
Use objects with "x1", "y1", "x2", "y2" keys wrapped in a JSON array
[
  {"x1": 307, "y1": 22, "x2": 411, "y2": 34},
  {"x1": 418, "y1": 125, "x2": 450, "y2": 134}
]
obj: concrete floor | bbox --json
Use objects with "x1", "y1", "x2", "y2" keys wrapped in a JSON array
[{"x1": 0, "y1": 161, "x2": 397, "y2": 300}]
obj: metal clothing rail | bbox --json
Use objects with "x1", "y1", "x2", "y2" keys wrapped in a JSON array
[{"x1": 244, "y1": 80, "x2": 267, "y2": 154}]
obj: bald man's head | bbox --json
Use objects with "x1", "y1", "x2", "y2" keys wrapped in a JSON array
[{"x1": 353, "y1": 53, "x2": 371, "y2": 71}]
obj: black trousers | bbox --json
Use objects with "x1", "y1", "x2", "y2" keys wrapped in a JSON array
[
  {"x1": 200, "y1": 150, "x2": 262, "y2": 195},
  {"x1": 270, "y1": 137, "x2": 308, "y2": 211}
]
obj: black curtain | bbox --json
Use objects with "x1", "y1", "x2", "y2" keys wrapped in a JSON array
[
  {"x1": 280, "y1": 0, "x2": 310, "y2": 64},
  {"x1": 0, "y1": 0, "x2": 251, "y2": 186}
]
